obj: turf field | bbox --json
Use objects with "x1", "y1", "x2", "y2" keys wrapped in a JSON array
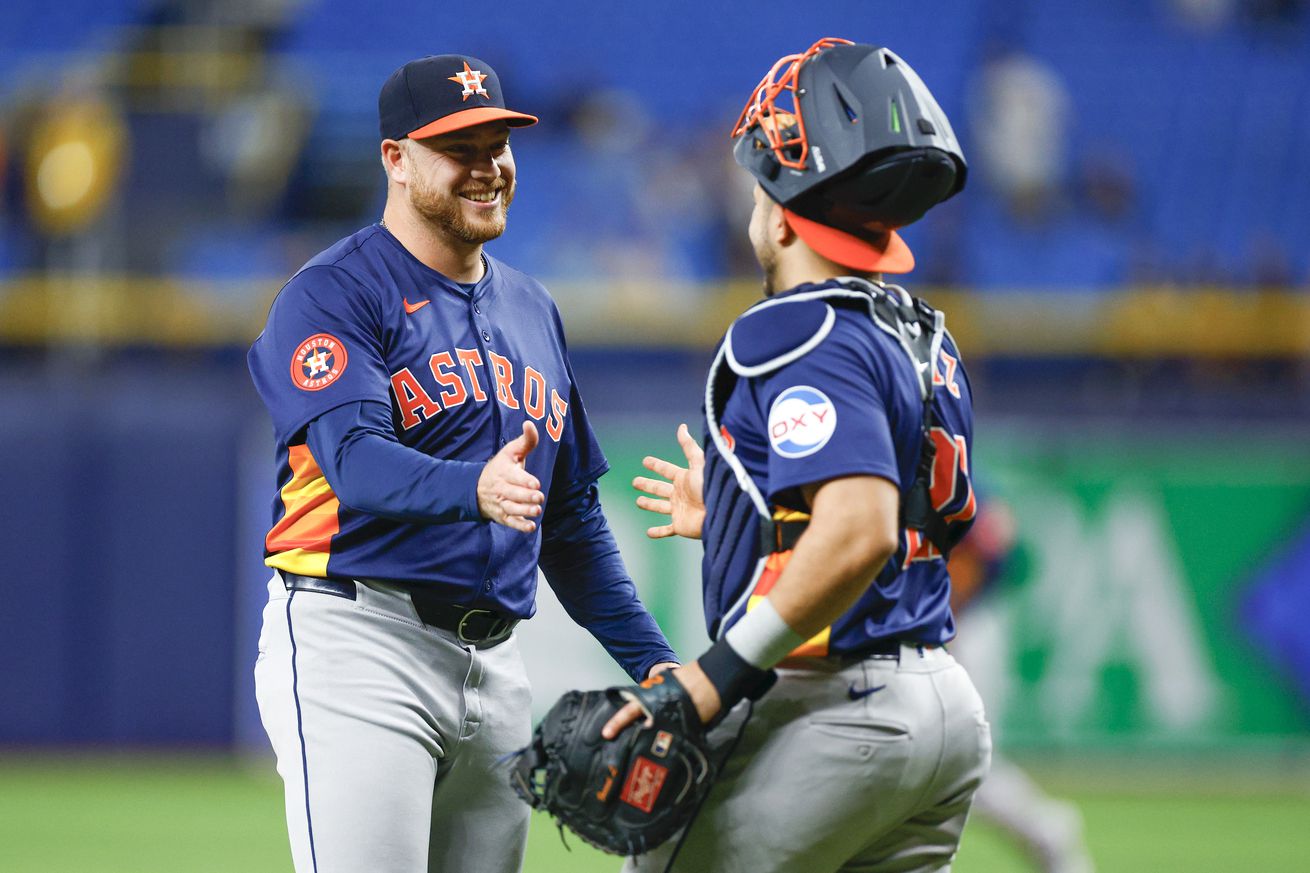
[{"x1": 1, "y1": 754, "x2": 1308, "y2": 872}]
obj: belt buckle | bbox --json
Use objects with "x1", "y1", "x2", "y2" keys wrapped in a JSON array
[{"x1": 457, "y1": 608, "x2": 508, "y2": 645}]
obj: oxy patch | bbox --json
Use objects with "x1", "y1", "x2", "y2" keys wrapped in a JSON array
[
  {"x1": 768, "y1": 386, "x2": 836, "y2": 458},
  {"x1": 291, "y1": 333, "x2": 348, "y2": 391}
]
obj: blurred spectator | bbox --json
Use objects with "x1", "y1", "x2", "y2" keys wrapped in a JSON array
[
  {"x1": 968, "y1": 45, "x2": 1071, "y2": 222},
  {"x1": 520, "y1": 87, "x2": 735, "y2": 308},
  {"x1": 202, "y1": 88, "x2": 312, "y2": 219},
  {"x1": 538, "y1": 88, "x2": 659, "y2": 281},
  {"x1": 951, "y1": 498, "x2": 1097, "y2": 873}
]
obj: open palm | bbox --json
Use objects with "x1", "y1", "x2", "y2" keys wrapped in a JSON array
[{"x1": 633, "y1": 423, "x2": 705, "y2": 540}]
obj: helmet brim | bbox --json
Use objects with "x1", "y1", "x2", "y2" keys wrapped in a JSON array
[{"x1": 781, "y1": 208, "x2": 915, "y2": 274}]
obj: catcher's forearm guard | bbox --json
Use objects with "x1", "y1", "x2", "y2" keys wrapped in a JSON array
[{"x1": 508, "y1": 674, "x2": 716, "y2": 856}]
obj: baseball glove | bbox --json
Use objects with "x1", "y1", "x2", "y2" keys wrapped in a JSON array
[{"x1": 508, "y1": 673, "x2": 716, "y2": 856}]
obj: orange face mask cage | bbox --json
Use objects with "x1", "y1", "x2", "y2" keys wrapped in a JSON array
[{"x1": 730, "y1": 37, "x2": 855, "y2": 172}]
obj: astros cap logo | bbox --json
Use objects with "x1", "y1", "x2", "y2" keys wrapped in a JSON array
[
  {"x1": 291, "y1": 333, "x2": 348, "y2": 391},
  {"x1": 448, "y1": 61, "x2": 489, "y2": 101}
]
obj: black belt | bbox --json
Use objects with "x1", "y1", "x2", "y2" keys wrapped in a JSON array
[
  {"x1": 280, "y1": 573, "x2": 518, "y2": 647},
  {"x1": 829, "y1": 638, "x2": 903, "y2": 663},
  {"x1": 839, "y1": 638, "x2": 944, "y2": 664}
]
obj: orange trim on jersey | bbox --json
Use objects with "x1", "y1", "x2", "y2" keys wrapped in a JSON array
[
  {"x1": 945, "y1": 487, "x2": 977, "y2": 525},
  {"x1": 265, "y1": 444, "x2": 340, "y2": 577},
  {"x1": 746, "y1": 546, "x2": 830, "y2": 658}
]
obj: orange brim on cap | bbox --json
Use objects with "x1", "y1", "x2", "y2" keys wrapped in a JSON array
[
  {"x1": 781, "y1": 208, "x2": 915, "y2": 274},
  {"x1": 409, "y1": 106, "x2": 539, "y2": 139}
]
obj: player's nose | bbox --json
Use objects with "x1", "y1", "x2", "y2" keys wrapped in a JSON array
[{"x1": 469, "y1": 152, "x2": 503, "y2": 181}]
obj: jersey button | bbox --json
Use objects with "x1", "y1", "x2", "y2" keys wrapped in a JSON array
[
  {"x1": 481, "y1": 330, "x2": 491, "y2": 342},
  {"x1": 473, "y1": 304, "x2": 481, "y2": 315}
]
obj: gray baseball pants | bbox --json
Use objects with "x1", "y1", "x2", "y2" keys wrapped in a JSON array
[
  {"x1": 625, "y1": 644, "x2": 992, "y2": 873},
  {"x1": 254, "y1": 574, "x2": 532, "y2": 873}
]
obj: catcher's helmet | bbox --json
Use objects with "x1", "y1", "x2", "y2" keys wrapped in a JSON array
[{"x1": 732, "y1": 38, "x2": 966, "y2": 273}]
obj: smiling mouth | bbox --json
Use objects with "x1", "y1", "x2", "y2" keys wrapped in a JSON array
[{"x1": 460, "y1": 189, "x2": 501, "y2": 204}]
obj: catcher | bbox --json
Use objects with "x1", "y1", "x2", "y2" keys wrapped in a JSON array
[{"x1": 512, "y1": 38, "x2": 991, "y2": 873}]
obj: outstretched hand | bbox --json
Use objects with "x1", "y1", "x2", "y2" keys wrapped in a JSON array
[
  {"x1": 478, "y1": 421, "x2": 544, "y2": 533},
  {"x1": 633, "y1": 423, "x2": 706, "y2": 540}
]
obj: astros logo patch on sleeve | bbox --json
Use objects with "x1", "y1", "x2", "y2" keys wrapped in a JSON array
[
  {"x1": 768, "y1": 386, "x2": 837, "y2": 458},
  {"x1": 291, "y1": 333, "x2": 348, "y2": 391}
]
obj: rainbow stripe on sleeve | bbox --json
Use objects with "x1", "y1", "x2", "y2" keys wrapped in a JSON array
[
  {"x1": 264, "y1": 444, "x2": 341, "y2": 577},
  {"x1": 748, "y1": 508, "x2": 831, "y2": 659}
]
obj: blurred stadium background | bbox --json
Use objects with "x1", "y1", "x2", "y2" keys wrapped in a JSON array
[{"x1": 3, "y1": 0, "x2": 1310, "y2": 870}]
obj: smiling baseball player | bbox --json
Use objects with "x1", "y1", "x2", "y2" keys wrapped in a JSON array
[
  {"x1": 600, "y1": 38, "x2": 992, "y2": 873},
  {"x1": 247, "y1": 54, "x2": 677, "y2": 873}
]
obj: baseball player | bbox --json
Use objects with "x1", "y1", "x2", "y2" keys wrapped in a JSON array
[
  {"x1": 603, "y1": 39, "x2": 992, "y2": 872},
  {"x1": 247, "y1": 54, "x2": 678, "y2": 873},
  {"x1": 948, "y1": 499, "x2": 1096, "y2": 873}
]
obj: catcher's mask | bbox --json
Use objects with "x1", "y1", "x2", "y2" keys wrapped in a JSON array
[{"x1": 731, "y1": 38, "x2": 966, "y2": 273}]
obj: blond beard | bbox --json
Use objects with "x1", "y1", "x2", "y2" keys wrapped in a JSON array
[{"x1": 408, "y1": 173, "x2": 515, "y2": 246}]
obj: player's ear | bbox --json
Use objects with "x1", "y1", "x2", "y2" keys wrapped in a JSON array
[
  {"x1": 381, "y1": 138, "x2": 408, "y2": 185},
  {"x1": 772, "y1": 200, "x2": 797, "y2": 246}
]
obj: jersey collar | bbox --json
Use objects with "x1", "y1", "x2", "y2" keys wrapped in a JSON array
[{"x1": 374, "y1": 223, "x2": 496, "y2": 300}]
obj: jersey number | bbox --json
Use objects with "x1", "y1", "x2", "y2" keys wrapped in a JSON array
[{"x1": 903, "y1": 427, "x2": 976, "y2": 568}]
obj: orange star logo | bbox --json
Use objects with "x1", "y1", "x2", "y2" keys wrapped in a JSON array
[{"x1": 448, "y1": 62, "x2": 489, "y2": 101}]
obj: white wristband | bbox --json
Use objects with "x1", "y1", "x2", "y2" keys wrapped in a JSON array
[{"x1": 724, "y1": 598, "x2": 806, "y2": 670}]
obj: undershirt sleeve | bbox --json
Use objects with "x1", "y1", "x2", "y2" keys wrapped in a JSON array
[
  {"x1": 304, "y1": 400, "x2": 483, "y2": 524},
  {"x1": 538, "y1": 479, "x2": 680, "y2": 680}
]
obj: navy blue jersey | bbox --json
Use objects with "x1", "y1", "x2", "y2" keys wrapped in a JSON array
[
  {"x1": 706, "y1": 280, "x2": 976, "y2": 654},
  {"x1": 248, "y1": 224, "x2": 606, "y2": 617}
]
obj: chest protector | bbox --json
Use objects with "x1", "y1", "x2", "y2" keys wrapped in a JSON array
[{"x1": 700, "y1": 278, "x2": 959, "y2": 640}]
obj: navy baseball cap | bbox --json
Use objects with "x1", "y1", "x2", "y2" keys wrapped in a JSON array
[{"x1": 378, "y1": 54, "x2": 538, "y2": 141}]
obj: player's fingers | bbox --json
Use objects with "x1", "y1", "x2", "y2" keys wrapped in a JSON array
[
  {"x1": 502, "y1": 420, "x2": 539, "y2": 465},
  {"x1": 601, "y1": 701, "x2": 645, "y2": 740},
  {"x1": 500, "y1": 484, "x2": 544, "y2": 506},
  {"x1": 677, "y1": 423, "x2": 703, "y2": 461},
  {"x1": 643, "y1": 455, "x2": 684, "y2": 480},
  {"x1": 498, "y1": 514, "x2": 537, "y2": 534},
  {"x1": 497, "y1": 463, "x2": 541, "y2": 492},
  {"x1": 646, "y1": 523, "x2": 675, "y2": 539},
  {"x1": 498, "y1": 499, "x2": 542, "y2": 518},
  {"x1": 636, "y1": 496, "x2": 673, "y2": 515},
  {"x1": 632, "y1": 476, "x2": 673, "y2": 499},
  {"x1": 519, "y1": 420, "x2": 539, "y2": 456}
]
